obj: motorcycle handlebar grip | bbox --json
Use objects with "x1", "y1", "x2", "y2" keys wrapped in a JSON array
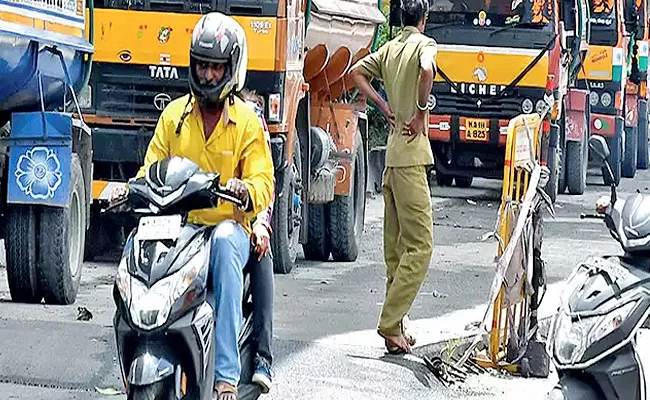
[{"x1": 213, "y1": 187, "x2": 244, "y2": 208}]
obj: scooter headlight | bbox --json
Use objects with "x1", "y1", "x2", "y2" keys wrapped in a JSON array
[
  {"x1": 552, "y1": 300, "x2": 637, "y2": 365},
  {"x1": 122, "y1": 247, "x2": 208, "y2": 331}
]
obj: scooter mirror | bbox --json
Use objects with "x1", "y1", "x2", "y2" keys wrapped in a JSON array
[{"x1": 589, "y1": 135, "x2": 610, "y2": 162}]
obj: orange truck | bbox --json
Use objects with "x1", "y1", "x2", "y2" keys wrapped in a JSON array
[
  {"x1": 577, "y1": 0, "x2": 649, "y2": 185},
  {"x1": 80, "y1": 0, "x2": 385, "y2": 274},
  {"x1": 407, "y1": 0, "x2": 590, "y2": 202}
]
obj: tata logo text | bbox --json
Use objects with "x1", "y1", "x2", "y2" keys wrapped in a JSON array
[
  {"x1": 450, "y1": 83, "x2": 507, "y2": 96},
  {"x1": 149, "y1": 65, "x2": 179, "y2": 80}
]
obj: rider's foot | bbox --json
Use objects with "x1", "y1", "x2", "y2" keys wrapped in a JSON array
[
  {"x1": 252, "y1": 358, "x2": 273, "y2": 394},
  {"x1": 214, "y1": 381, "x2": 238, "y2": 400}
]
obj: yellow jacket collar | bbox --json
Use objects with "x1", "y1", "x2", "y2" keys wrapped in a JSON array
[{"x1": 191, "y1": 95, "x2": 238, "y2": 125}]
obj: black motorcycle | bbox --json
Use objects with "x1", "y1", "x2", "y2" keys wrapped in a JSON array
[
  {"x1": 546, "y1": 136, "x2": 650, "y2": 400},
  {"x1": 110, "y1": 157, "x2": 260, "y2": 400}
]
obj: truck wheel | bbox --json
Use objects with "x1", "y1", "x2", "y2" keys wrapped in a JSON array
[
  {"x1": 83, "y1": 207, "x2": 110, "y2": 261},
  {"x1": 327, "y1": 131, "x2": 366, "y2": 262},
  {"x1": 454, "y1": 176, "x2": 473, "y2": 188},
  {"x1": 435, "y1": 170, "x2": 453, "y2": 186},
  {"x1": 622, "y1": 126, "x2": 637, "y2": 178},
  {"x1": 5, "y1": 205, "x2": 42, "y2": 303},
  {"x1": 302, "y1": 204, "x2": 330, "y2": 261},
  {"x1": 271, "y1": 135, "x2": 302, "y2": 274},
  {"x1": 566, "y1": 129, "x2": 588, "y2": 195},
  {"x1": 638, "y1": 101, "x2": 649, "y2": 169},
  {"x1": 557, "y1": 142, "x2": 567, "y2": 195},
  {"x1": 544, "y1": 123, "x2": 562, "y2": 204},
  {"x1": 604, "y1": 133, "x2": 622, "y2": 186},
  {"x1": 38, "y1": 154, "x2": 86, "y2": 305}
]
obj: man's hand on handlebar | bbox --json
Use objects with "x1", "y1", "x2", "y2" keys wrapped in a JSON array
[
  {"x1": 224, "y1": 178, "x2": 251, "y2": 209},
  {"x1": 109, "y1": 185, "x2": 129, "y2": 205}
]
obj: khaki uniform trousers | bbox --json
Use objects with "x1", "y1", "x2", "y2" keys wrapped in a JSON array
[{"x1": 378, "y1": 165, "x2": 434, "y2": 336}]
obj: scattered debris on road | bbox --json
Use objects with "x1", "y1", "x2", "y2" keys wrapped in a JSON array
[{"x1": 95, "y1": 386, "x2": 122, "y2": 395}]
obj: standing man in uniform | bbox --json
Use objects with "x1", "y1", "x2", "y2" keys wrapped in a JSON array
[{"x1": 351, "y1": 0, "x2": 436, "y2": 354}]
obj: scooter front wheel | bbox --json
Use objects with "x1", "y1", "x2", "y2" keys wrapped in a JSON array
[{"x1": 128, "y1": 381, "x2": 173, "y2": 400}]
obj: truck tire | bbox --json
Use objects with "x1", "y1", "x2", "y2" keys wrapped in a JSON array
[
  {"x1": 622, "y1": 126, "x2": 637, "y2": 178},
  {"x1": 638, "y1": 100, "x2": 649, "y2": 169},
  {"x1": 327, "y1": 131, "x2": 366, "y2": 262},
  {"x1": 435, "y1": 170, "x2": 453, "y2": 186},
  {"x1": 302, "y1": 204, "x2": 330, "y2": 261},
  {"x1": 566, "y1": 133, "x2": 588, "y2": 195},
  {"x1": 5, "y1": 205, "x2": 41, "y2": 303},
  {"x1": 454, "y1": 176, "x2": 473, "y2": 188},
  {"x1": 38, "y1": 154, "x2": 86, "y2": 305},
  {"x1": 83, "y1": 207, "x2": 110, "y2": 261},
  {"x1": 558, "y1": 132, "x2": 567, "y2": 195},
  {"x1": 544, "y1": 123, "x2": 562, "y2": 204},
  {"x1": 271, "y1": 135, "x2": 302, "y2": 274}
]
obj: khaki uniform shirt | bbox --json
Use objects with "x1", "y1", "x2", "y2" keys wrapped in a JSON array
[{"x1": 352, "y1": 26, "x2": 437, "y2": 168}]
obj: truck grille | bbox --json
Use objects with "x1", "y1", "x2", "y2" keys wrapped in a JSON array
[
  {"x1": 97, "y1": 0, "x2": 215, "y2": 13},
  {"x1": 433, "y1": 94, "x2": 524, "y2": 120},
  {"x1": 90, "y1": 63, "x2": 189, "y2": 121}
]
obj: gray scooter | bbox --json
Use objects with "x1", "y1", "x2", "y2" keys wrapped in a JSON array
[
  {"x1": 546, "y1": 136, "x2": 650, "y2": 400},
  {"x1": 111, "y1": 156, "x2": 260, "y2": 400}
]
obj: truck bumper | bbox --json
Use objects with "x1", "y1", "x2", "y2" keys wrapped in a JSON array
[
  {"x1": 91, "y1": 127, "x2": 153, "y2": 163},
  {"x1": 89, "y1": 127, "x2": 289, "y2": 200}
]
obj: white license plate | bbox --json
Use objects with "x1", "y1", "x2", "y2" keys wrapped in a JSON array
[
  {"x1": 594, "y1": 257, "x2": 629, "y2": 282},
  {"x1": 136, "y1": 215, "x2": 182, "y2": 241}
]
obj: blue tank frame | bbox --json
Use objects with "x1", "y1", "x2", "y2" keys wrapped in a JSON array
[{"x1": 0, "y1": 0, "x2": 94, "y2": 208}]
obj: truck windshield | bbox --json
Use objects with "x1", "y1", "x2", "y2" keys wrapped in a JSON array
[
  {"x1": 589, "y1": 0, "x2": 617, "y2": 45},
  {"x1": 428, "y1": 0, "x2": 553, "y2": 28}
]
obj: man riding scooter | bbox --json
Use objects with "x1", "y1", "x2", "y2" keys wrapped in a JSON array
[{"x1": 110, "y1": 12, "x2": 275, "y2": 400}]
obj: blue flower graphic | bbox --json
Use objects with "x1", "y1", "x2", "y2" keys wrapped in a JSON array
[{"x1": 15, "y1": 147, "x2": 62, "y2": 199}]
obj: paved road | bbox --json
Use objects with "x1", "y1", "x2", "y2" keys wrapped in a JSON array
[{"x1": 0, "y1": 166, "x2": 644, "y2": 400}]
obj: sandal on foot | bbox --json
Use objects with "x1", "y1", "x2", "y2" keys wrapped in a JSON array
[
  {"x1": 385, "y1": 339, "x2": 407, "y2": 355},
  {"x1": 215, "y1": 381, "x2": 238, "y2": 400},
  {"x1": 377, "y1": 329, "x2": 411, "y2": 354}
]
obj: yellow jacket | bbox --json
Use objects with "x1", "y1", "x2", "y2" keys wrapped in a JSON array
[{"x1": 135, "y1": 94, "x2": 275, "y2": 235}]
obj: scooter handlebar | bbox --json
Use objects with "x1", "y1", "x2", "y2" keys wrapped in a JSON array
[{"x1": 211, "y1": 184, "x2": 245, "y2": 209}]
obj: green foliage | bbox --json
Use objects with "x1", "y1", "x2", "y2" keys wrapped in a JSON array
[{"x1": 367, "y1": 5, "x2": 398, "y2": 148}]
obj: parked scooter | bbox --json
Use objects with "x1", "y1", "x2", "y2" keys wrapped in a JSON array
[
  {"x1": 546, "y1": 136, "x2": 650, "y2": 399},
  {"x1": 110, "y1": 157, "x2": 260, "y2": 400}
]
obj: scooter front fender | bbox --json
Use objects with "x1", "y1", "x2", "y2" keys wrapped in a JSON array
[
  {"x1": 547, "y1": 377, "x2": 601, "y2": 400},
  {"x1": 127, "y1": 350, "x2": 177, "y2": 386}
]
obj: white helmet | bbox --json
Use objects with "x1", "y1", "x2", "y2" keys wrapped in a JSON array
[{"x1": 189, "y1": 12, "x2": 248, "y2": 104}]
